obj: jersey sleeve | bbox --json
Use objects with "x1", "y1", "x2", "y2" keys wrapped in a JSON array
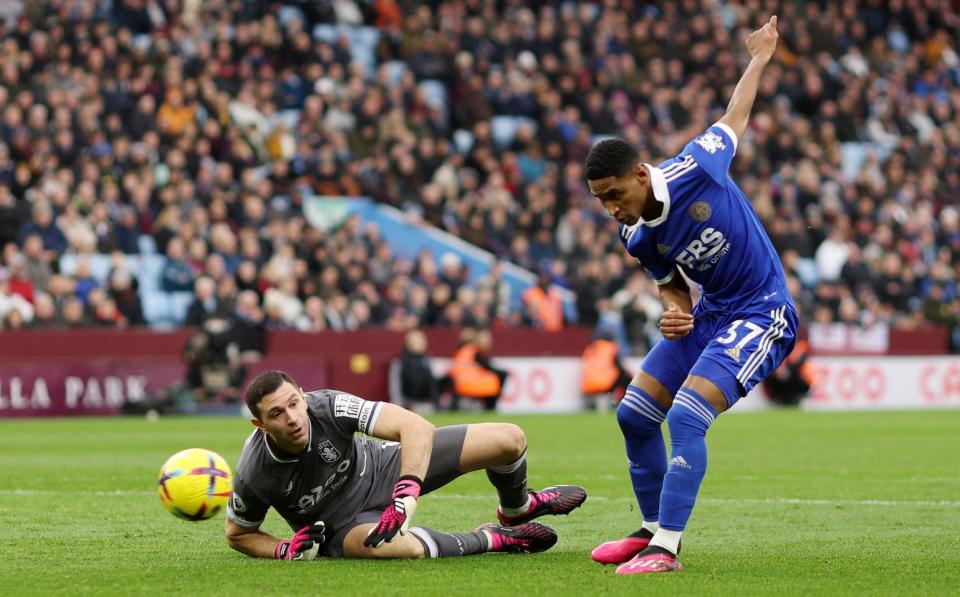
[
  {"x1": 227, "y1": 474, "x2": 269, "y2": 528},
  {"x1": 620, "y1": 225, "x2": 676, "y2": 285},
  {"x1": 682, "y1": 122, "x2": 738, "y2": 186},
  {"x1": 325, "y1": 391, "x2": 384, "y2": 436}
]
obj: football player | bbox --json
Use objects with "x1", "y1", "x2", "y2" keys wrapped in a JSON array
[
  {"x1": 585, "y1": 16, "x2": 795, "y2": 574},
  {"x1": 225, "y1": 370, "x2": 586, "y2": 560}
]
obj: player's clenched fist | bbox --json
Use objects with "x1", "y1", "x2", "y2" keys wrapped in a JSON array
[
  {"x1": 745, "y1": 15, "x2": 778, "y2": 64},
  {"x1": 659, "y1": 303, "x2": 694, "y2": 340},
  {"x1": 364, "y1": 476, "x2": 422, "y2": 548},
  {"x1": 275, "y1": 521, "x2": 326, "y2": 560}
]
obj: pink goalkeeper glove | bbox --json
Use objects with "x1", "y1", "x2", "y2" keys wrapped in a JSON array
[
  {"x1": 275, "y1": 521, "x2": 326, "y2": 560},
  {"x1": 364, "y1": 475, "x2": 422, "y2": 547}
]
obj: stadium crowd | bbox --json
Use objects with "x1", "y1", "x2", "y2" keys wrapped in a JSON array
[{"x1": 0, "y1": 0, "x2": 959, "y2": 354}]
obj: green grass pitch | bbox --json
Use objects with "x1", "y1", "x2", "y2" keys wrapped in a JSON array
[{"x1": 2, "y1": 409, "x2": 959, "y2": 595}]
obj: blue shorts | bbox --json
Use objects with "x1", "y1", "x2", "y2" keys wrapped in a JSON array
[{"x1": 641, "y1": 302, "x2": 798, "y2": 408}]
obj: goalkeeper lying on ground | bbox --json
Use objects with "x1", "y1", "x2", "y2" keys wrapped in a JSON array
[{"x1": 225, "y1": 370, "x2": 587, "y2": 560}]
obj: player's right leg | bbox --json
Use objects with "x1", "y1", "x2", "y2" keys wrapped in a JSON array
[
  {"x1": 340, "y1": 521, "x2": 558, "y2": 558},
  {"x1": 592, "y1": 335, "x2": 697, "y2": 565},
  {"x1": 421, "y1": 423, "x2": 587, "y2": 526}
]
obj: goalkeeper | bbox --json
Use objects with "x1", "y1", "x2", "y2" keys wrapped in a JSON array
[{"x1": 225, "y1": 370, "x2": 586, "y2": 560}]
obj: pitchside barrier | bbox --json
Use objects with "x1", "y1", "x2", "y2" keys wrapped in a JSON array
[{"x1": 0, "y1": 328, "x2": 955, "y2": 417}]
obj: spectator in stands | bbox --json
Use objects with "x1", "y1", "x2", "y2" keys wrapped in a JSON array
[
  {"x1": 580, "y1": 330, "x2": 632, "y2": 411},
  {"x1": 18, "y1": 202, "x2": 66, "y2": 259},
  {"x1": 161, "y1": 237, "x2": 195, "y2": 292},
  {"x1": 446, "y1": 327, "x2": 508, "y2": 412},
  {"x1": 109, "y1": 269, "x2": 145, "y2": 327},
  {"x1": 0, "y1": 266, "x2": 32, "y2": 328},
  {"x1": 185, "y1": 276, "x2": 223, "y2": 326},
  {"x1": 522, "y1": 271, "x2": 564, "y2": 331},
  {"x1": 398, "y1": 328, "x2": 440, "y2": 412},
  {"x1": 232, "y1": 289, "x2": 266, "y2": 363}
]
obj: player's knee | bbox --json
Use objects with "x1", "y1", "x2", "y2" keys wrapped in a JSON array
[
  {"x1": 666, "y1": 402, "x2": 713, "y2": 437},
  {"x1": 495, "y1": 423, "x2": 526, "y2": 460},
  {"x1": 616, "y1": 400, "x2": 661, "y2": 436}
]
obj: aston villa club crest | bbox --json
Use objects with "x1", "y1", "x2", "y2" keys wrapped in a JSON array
[
  {"x1": 688, "y1": 201, "x2": 711, "y2": 222},
  {"x1": 317, "y1": 440, "x2": 341, "y2": 463}
]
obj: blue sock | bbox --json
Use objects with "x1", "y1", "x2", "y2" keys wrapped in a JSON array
[
  {"x1": 659, "y1": 387, "x2": 718, "y2": 532},
  {"x1": 617, "y1": 385, "x2": 669, "y2": 523}
]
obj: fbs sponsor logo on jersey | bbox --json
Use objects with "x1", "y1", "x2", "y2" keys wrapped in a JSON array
[
  {"x1": 694, "y1": 131, "x2": 726, "y2": 154},
  {"x1": 317, "y1": 440, "x2": 341, "y2": 463},
  {"x1": 675, "y1": 226, "x2": 730, "y2": 272}
]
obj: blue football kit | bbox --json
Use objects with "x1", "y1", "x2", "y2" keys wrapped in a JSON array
[
  {"x1": 617, "y1": 122, "x2": 798, "y2": 406},
  {"x1": 609, "y1": 123, "x2": 800, "y2": 539}
]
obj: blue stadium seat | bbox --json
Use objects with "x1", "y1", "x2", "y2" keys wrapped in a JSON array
[
  {"x1": 418, "y1": 79, "x2": 447, "y2": 108},
  {"x1": 453, "y1": 129, "x2": 475, "y2": 154},
  {"x1": 491, "y1": 116, "x2": 519, "y2": 150},
  {"x1": 136, "y1": 255, "x2": 166, "y2": 293},
  {"x1": 141, "y1": 291, "x2": 172, "y2": 328},
  {"x1": 382, "y1": 61, "x2": 408, "y2": 87},
  {"x1": 137, "y1": 234, "x2": 157, "y2": 255},
  {"x1": 170, "y1": 292, "x2": 196, "y2": 325}
]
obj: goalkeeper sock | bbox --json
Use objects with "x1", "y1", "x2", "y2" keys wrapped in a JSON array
[
  {"x1": 617, "y1": 385, "x2": 669, "y2": 524},
  {"x1": 658, "y1": 387, "x2": 717, "y2": 533},
  {"x1": 486, "y1": 451, "x2": 529, "y2": 509},
  {"x1": 409, "y1": 527, "x2": 488, "y2": 558}
]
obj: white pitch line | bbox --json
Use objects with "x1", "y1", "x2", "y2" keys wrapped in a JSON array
[{"x1": 1, "y1": 490, "x2": 957, "y2": 509}]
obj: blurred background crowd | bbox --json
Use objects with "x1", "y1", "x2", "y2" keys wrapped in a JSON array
[{"x1": 0, "y1": 0, "x2": 959, "y2": 354}]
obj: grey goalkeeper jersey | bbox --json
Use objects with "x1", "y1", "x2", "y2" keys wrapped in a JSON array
[{"x1": 227, "y1": 389, "x2": 396, "y2": 532}]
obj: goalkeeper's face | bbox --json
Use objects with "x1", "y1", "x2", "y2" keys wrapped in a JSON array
[
  {"x1": 253, "y1": 382, "x2": 310, "y2": 453},
  {"x1": 588, "y1": 164, "x2": 649, "y2": 226}
]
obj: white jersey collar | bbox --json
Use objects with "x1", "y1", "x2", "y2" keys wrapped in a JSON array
[{"x1": 621, "y1": 163, "x2": 671, "y2": 235}]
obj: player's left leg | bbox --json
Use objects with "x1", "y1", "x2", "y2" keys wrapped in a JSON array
[
  {"x1": 618, "y1": 304, "x2": 798, "y2": 575},
  {"x1": 420, "y1": 423, "x2": 586, "y2": 526},
  {"x1": 341, "y1": 521, "x2": 558, "y2": 559}
]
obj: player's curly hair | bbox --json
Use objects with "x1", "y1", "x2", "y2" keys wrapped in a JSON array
[
  {"x1": 584, "y1": 139, "x2": 640, "y2": 181},
  {"x1": 245, "y1": 370, "x2": 298, "y2": 418}
]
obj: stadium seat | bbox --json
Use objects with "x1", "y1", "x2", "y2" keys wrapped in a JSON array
[
  {"x1": 382, "y1": 61, "x2": 408, "y2": 87},
  {"x1": 137, "y1": 234, "x2": 157, "y2": 255},
  {"x1": 453, "y1": 129, "x2": 475, "y2": 154},
  {"x1": 419, "y1": 79, "x2": 447, "y2": 108},
  {"x1": 170, "y1": 291, "x2": 196, "y2": 325},
  {"x1": 141, "y1": 291, "x2": 172, "y2": 328},
  {"x1": 491, "y1": 116, "x2": 538, "y2": 150},
  {"x1": 135, "y1": 255, "x2": 166, "y2": 293}
]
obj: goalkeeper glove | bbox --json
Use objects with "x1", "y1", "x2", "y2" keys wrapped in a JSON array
[
  {"x1": 364, "y1": 475, "x2": 422, "y2": 547},
  {"x1": 275, "y1": 521, "x2": 326, "y2": 560}
]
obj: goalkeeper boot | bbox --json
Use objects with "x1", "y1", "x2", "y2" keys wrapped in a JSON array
[
  {"x1": 497, "y1": 485, "x2": 587, "y2": 526},
  {"x1": 615, "y1": 545, "x2": 683, "y2": 574},
  {"x1": 478, "y1": 522, "x2": 558, "y2": 554},
  {"x1": 590, "y1": 528, "x2": 653, "y2": 564}
]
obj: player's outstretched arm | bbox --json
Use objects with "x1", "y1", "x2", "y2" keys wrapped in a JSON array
[{"x1": 718, "y1": 15, "x2": 778, "y2": 142}]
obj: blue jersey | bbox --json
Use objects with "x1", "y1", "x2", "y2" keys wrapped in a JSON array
[{"x1": 619, "y1": 123, "x2": 789, "y2": 313}]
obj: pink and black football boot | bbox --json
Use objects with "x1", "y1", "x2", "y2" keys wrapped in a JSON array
[{"x1": 496, "y1": 485, "x2": 587, "y2": 526}]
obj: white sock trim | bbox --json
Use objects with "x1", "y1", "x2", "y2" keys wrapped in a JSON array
[
  {"x1": 498, "y1": 495, "x2": 532, "y2": 517},
  {"x1": 489, "y1": 452, "x2": 526, "y2": 474},
  {"x1": 641, "y1": 520, "x2": 659, "y2": 534},
  {"x1": 649, "y1": 529, "x2": 682, "y2": 554},
  {"x1": 408, "y1": 527, "x2": 439, "y2": 558}
]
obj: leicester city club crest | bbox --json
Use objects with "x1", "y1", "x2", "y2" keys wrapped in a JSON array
[{"x1": 688, "y1": 201, "x2": 711, "y2": 222}]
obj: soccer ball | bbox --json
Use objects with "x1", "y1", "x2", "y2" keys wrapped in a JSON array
[{"x1": 157, "y1": 448, "x2": 233, "y2": 521}]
